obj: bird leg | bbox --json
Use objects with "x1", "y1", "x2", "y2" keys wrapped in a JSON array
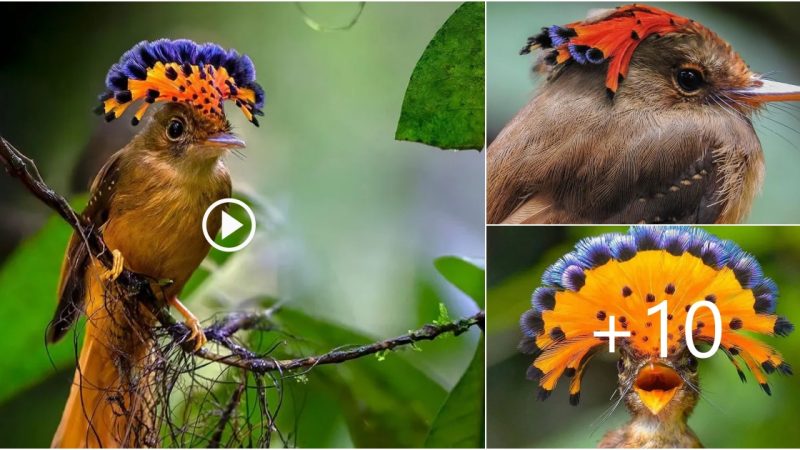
[
  {"x1": 168, "y1": 296, "x2": 206, "y2": 351},
  {"x1": 100, "y1": 249, "x2": 124, "y2": 282}
]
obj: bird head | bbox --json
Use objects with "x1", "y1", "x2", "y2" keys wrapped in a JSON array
[
  {"x1": 96, "y1": 39, "x2": 264, "y2": 165},
  {"x1": 521, "y1": 4, "x2": 800, "y2": 113},
  {"x1": 520, "y1": 227, "x2": 793, "y2": 423}
]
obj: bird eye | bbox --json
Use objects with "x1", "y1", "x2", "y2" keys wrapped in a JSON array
[
  {"x1": 687, "y1": 355, "x2": 698, "y2": 372},
  {"x1": 617, "y1": 358, "x2": 625, "y2": 373},
  {"x1": 676, "y1": 68, "x2": 704, "y2": 92},
  {"x1": 166, "y1": 118, "x2": 185, "y2": 141}
]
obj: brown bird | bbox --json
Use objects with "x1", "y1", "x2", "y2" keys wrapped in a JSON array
[
  {"x1": 488, "y1": 4, "x2": 800, "y2": 224},
  {"x1": 47, "y1": 39, "x2": 264, "y2": 447},
  {"x1": 520, "y1": 226, "x2": 793, "y2": 447}
]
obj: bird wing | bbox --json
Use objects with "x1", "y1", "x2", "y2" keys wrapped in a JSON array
[
  {"x1": 47, "y1": 150, "x2": 123, "y2": 343},
  {"x1": 494, "y1": 143, "x2": 723, "y2": 225}
]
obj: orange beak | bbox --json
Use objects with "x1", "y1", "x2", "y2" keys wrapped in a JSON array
[
  {"x1": 731, "y1": 78, "x2": 800, "y2": 104},
  {"x1": 633, "y1": 363, "x2": 683, "y2": 415}
]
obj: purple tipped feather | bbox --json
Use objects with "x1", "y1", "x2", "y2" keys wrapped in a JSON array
[{"x1": 102, "y1": 39, "x2": 265, "y2": 109}]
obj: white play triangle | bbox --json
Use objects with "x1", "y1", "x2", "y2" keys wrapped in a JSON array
[{"x1": 220, "y1": 210, "x2": 244, "y2": 239}]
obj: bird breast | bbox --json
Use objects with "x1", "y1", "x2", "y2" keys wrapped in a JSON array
[{"x1": 101, "y1": 154, "x2": 231, "y2": 295}]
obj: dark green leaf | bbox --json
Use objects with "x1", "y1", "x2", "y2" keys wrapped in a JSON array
[
  {"x1": 396, "y1": 2, "x2": 485, "y2": 150},
  {"x1": 434, "y1": 256, "x2": 485, "y2": 308},
  {"x1": 425, "y1": 336, "x2": 484, "y2": 447},
  {"x1": 0, "y1": 214, "x2": 76, "y2": 402}
]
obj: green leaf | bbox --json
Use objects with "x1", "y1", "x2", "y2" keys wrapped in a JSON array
[
  {"x1": 424, "y1": 336, "x2": 484, "y2": 447},
  {"x1": 433, "y1": 302, "x2": 452, "y2": 325},
  {"x1": 0, "y1": 214, "x2": 76, "y2": 402},
  {"x1": 395, "y1": 2, "x2": 485, "y2": 150},
  {"x1": 259, "y1": 306, "x2": 448, "y2": 447},
  {"x1": 434, "y1": 256, "x2": 485, "y2": 308}
]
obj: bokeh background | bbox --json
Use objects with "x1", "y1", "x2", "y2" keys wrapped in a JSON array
[
  {"x1": 487, "y1": 226, "x2": 800, "y2": 447},
  {"x1": 0, "y1": 2, "x2": 484, "y2": 447},
  {"x1": 487, "y1": 2, "x2": 800, "y2": 223}
]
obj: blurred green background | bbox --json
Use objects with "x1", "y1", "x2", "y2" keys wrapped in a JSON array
[
  {"x1": 487, "y1": 226, "x2": 800, "y2": 447},
  {"x1": 0, "y1": 2, "x2": 484, "y2": 447},
  {"x1": 487, "y1": 2, "x2": 800, "y2": 223}
]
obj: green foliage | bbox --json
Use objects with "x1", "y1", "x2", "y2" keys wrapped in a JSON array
[
  {"x1": 263, "y1": 307, "x2": 448, "y2": 447},
  {"x1": 425, "y1": 336, "x2": 484, "y2": 448},
  {"x1": 0, "y1": 214, "x2": 75, "y2": 403},
  {"x1": 396, "y1": 2, "x2": 485, "y2": 150},
  {"x1": 435, "y1": 255, "x2": 485, "y2": 308},
  {"x1": 433, "y1": 302, "x2": 452, "y2": 325}
]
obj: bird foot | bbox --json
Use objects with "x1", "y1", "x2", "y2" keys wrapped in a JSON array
[
  {"x1": 101, "y1": 249, "x2": 124, "y2": 282},
  {"x1": 168, "y1": 296, "x2": 206, "y2": 352}
]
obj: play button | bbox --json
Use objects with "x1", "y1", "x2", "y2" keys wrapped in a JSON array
[
  {"x1": 202, "y1": 198, "x2": 256, "y2": 252},
  {"x1": 220, "y1": 210, "x2": 243, "y2": 239}
]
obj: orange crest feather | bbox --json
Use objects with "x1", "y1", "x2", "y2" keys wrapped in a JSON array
[{"x1": 521, "y1": 4, "x2": 692, "y2": 95}]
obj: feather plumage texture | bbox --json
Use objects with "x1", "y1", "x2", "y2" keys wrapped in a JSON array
[
  {"x1": 521, "y1": 226, "x2": 793, "y2": 403},
  {"x1": 98, "y1": 39, "x2": 265, "y2": 126},
  {"x1": 522, "y1": 4, "x2": 692, "y2": 95}
]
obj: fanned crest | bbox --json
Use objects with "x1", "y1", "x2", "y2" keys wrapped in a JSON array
[
  {"x1": 520, "y1": 227, "x2": 794, "y2": 404},
  {"x1": 98, "y1": 39, "x2": 265, "y2": 126},
  {"x1": 521, "y1": 4, "x2": 693, "y2": 95}
]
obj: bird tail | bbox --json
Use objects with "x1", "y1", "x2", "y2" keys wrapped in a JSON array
[{"x1": 51, "y1": 264, "x2": 155, "y2": 448}]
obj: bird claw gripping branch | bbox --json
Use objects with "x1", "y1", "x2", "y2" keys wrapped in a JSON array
[
  {"x1": 521, "y1": 226, "x2": 793, "y2": 404},
  {"x1": 97, "y1": 39, "x2": 265, "y2": 126}
]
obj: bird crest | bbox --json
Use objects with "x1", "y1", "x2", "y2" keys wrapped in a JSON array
[
  {"x1": 98, "y1": 39, "x2": 265, "y2": 126},
  {"x1": 521, "y1": 4, "x2": 694, "y2": 95},
  {"x1": 521, "y1": 227, "x2": 793, "y2": 404}
]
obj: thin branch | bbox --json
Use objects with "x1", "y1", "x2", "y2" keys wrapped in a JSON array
[
  {"x1": 208, "y1": 380, "x2": 245, "y2": 448},
  {"x1": 0, "y1": 136, "x2": 484, "y2": 375}
]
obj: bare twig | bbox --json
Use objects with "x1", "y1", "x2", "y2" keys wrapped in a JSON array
[
  {"x1": 208, "y1": 380, "x2": 245, "y2": 448},
  {"x1": 0, "y1": 136, "x2": 484, "y2": 375}
]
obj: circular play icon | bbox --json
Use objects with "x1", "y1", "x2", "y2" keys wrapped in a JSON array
[{"x1": 202, "y1": 198, "x2": 256, "y2": 252}]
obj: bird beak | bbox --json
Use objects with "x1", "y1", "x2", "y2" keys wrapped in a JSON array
[
  {"x1": 204, "y1": 133, "x2": 246, "y2": 149},
  {"x1": 730, "y1": 78, "x2": 800, "y2": 104},
  {"x1": 633, "y1": 363, "x2": 683, "y2": 416}
]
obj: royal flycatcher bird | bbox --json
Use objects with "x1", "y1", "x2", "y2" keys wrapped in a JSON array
[
  {"x1": 488, "y1": 4, "x2": 800, "y2": 224},
  {"x1": 520, "y1": 227, "x2": 793, "y2": 447},
  {"x1": 47, "y1": 39, "x2": 264, "y2": 447}
]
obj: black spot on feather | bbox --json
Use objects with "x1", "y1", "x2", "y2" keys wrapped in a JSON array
[
  {"x1": 526, "y1": 365, "x2": 543, "y2": 381},
  {"x1": 550, "y1": 327, "x2": 565, "y2": 341},
  {"x1": 762, "y1": 361, "x2": 776, "y2": 374},
  {"x1": 730, "y1": 318, "x2": 743, "y2": 330},
  {"x1": 569, "y1": 392, "x2": 580, "y2": 406},
  {"x1": 622, "y1": 286, "x2": 632, "y2": 297},
  {"x1": 775, "y1": 316, "x2": 794, "y2": 336},
  {"x1": 518, "y1": 336, "x2": 540, "y2": 356},
  {"x1": 537, "y1": 387, "x2": 552, "y2": 401},
  {"x1": 165, "y1": 66, "x2": 178, "y2": 80},
  {"x1": 115, "y1": 90, "x2": 132, "y2": 104}
]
